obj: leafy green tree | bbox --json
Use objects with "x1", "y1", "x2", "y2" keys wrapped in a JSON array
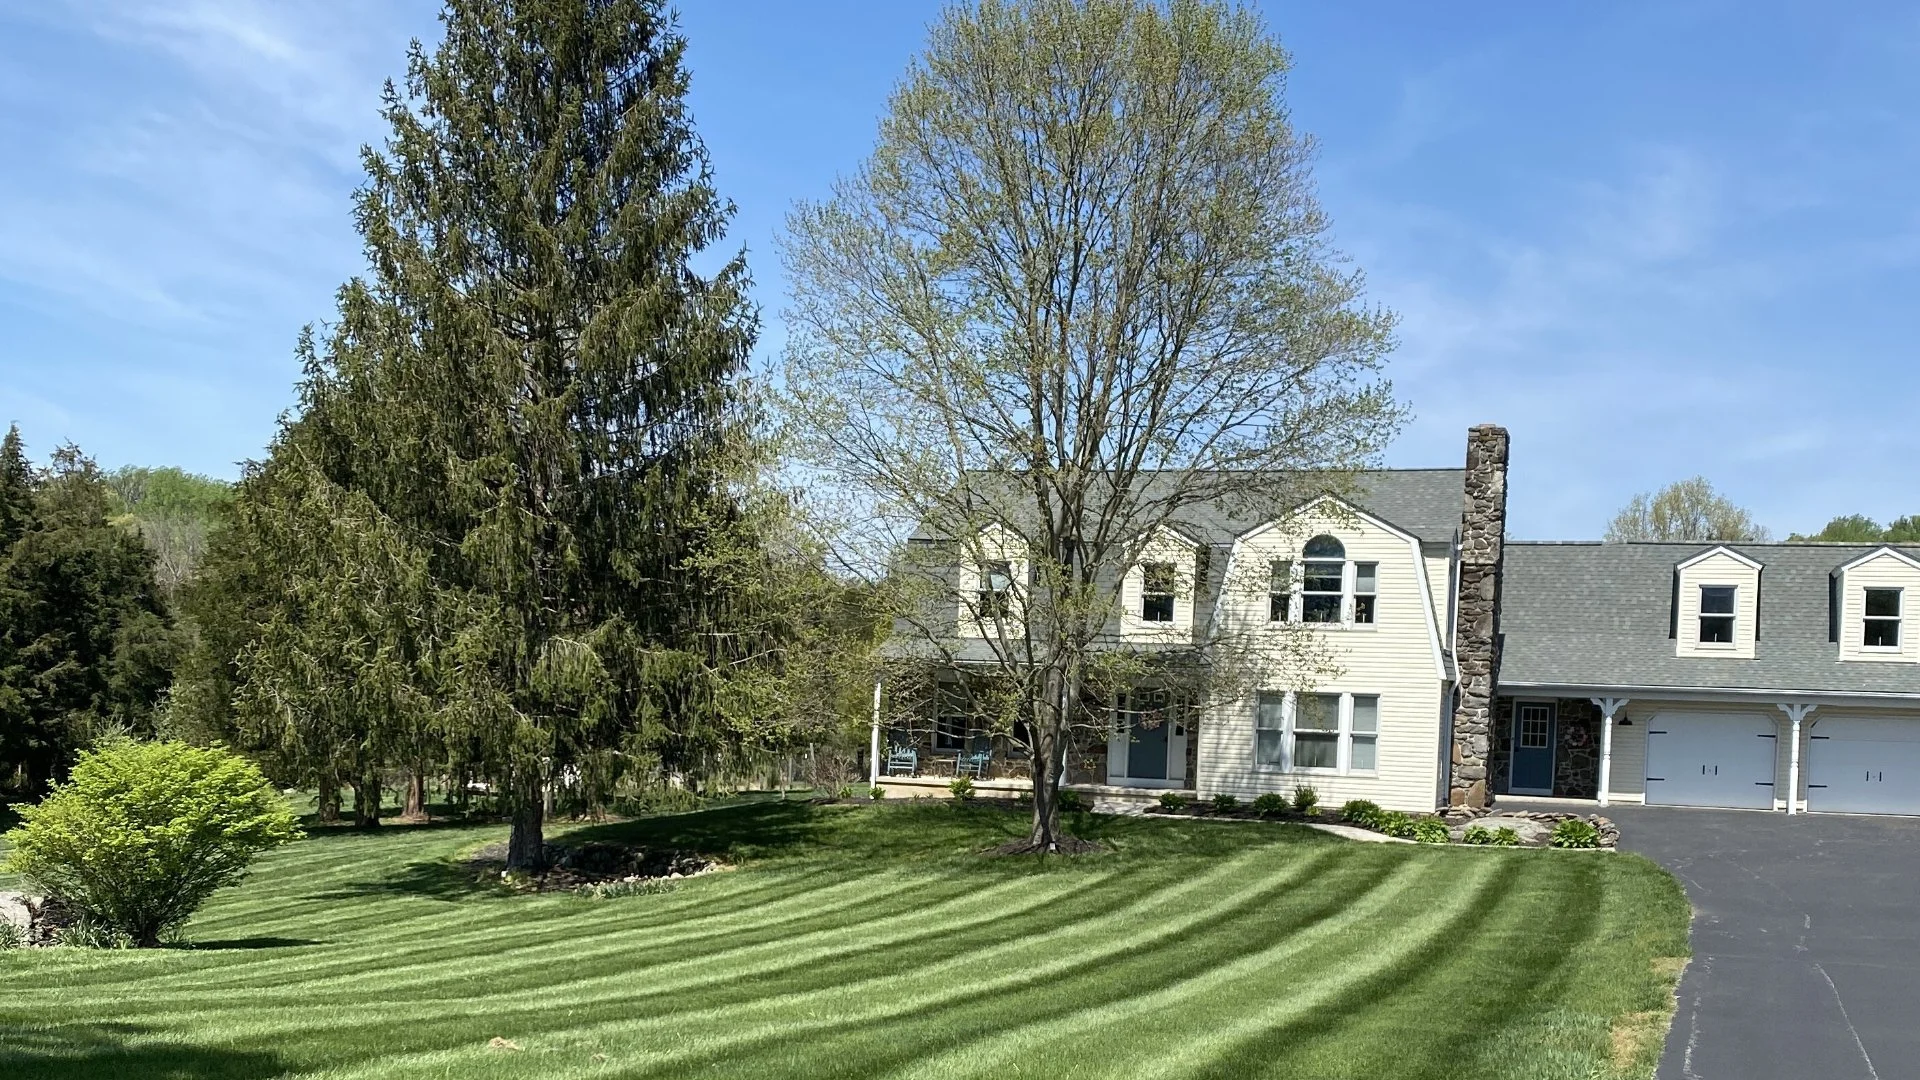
[
  {"x1": 0, "y1": 442, "x2": 176, "y2": 795},
  {"x1": 1605, "y1": 477, "x2": 1771, "y2": 543},
  {"x1": 102, "y1": 466, "x2": 233, "y2": 601},
  {"x1": 781, "y1": 0, "x2": 1399, "y2": 850},
  {"x1": 1789, "y1": 514, "x2": 1920, "y2": 543},
  {"x1": 2, "y1": 739, "x2": 301, "y2": 946}
]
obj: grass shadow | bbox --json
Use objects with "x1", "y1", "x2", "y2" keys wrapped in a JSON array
[
  {"x1": 0, "y1": 1022, "x2": 285, "y2": 1080},
  {"x1": 308, "y1": 856, "x2": 508, "y2": 902},
  {"x1": 175, "y1": 936, "x2": 326, "y2": 950}
]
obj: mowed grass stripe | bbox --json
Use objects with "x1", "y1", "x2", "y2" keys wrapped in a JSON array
[
  {"x1": 317, "y1": 848, "x2": 1349, "y2": 1077},
  {"x1": 0, "y1": 803, "x2": 1689, "y2": 1080}
]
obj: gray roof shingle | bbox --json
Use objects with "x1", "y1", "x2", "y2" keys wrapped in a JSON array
[{"x1": 1500, "y1": 541, "x2": 1920, "y2": 697}]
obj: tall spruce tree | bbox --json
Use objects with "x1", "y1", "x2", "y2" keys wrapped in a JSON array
[
  {"x1": 209, "y1": 0, "x2": 753, "y2": 862},
  {"x1": 0, "y1": 441, "x2": 176, "y2": 794}
]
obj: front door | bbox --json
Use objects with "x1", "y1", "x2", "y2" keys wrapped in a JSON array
[
  {"x1": 1106, "y1": 692, "x2": 1187, "y2": 787},
  {"x1": 1510, "y1": 702, "x2": 1555, "y2": 795}
]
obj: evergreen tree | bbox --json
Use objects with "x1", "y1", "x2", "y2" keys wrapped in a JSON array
[
  {"x1": 0, "y1": 426, "x2": 31, "y2": 550},
  {"x1": 0, "y1": 442, "x2": 176, "y2": 794},
  {"x1": 188, "y1": 0, "x2": 755, "y2": 861}
]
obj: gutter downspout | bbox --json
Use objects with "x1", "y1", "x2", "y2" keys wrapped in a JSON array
[
  {"x1": 869, "y1": 674, "x2": 883, "y2": 788},
  {"x1": 1592, "y1": 697, "x2": 1629, "y2": 808}
]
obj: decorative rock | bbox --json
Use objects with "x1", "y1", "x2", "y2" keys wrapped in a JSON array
[{"x1": 0, "y1": 890, "x2": 77, "y2": 946}]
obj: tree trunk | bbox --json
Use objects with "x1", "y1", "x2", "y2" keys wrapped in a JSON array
[
  {"x1": 351, "y1": 773, "x2": 381, "y2": 828},
  {"x1": 454, "y1": 767, "x2": 471, "y2": 813},
  {"x1": 402, "y1": 769, "x2": 428, "y2": 822},
  {"x1": 317, "y1": 783, "x2": 342, "y2": 824},
  {"x1": 506, "y1": 770, "x2": 545, "y2": 870}
]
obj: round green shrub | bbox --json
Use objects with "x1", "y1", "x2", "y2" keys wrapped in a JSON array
[
  {"x1": 1210, "y1": 793, "x2": 1240, "y2": 813},
  {"x1": 1412, "y1": 818, "x2": 1450, "y2": 844},
  {"x1": 1250, "y1": 793, "x2": 1287, "y2": 816},
  {"x1": 1376, "y1": 810, "x2": 1417, "y2": 839},
  {"x1": 1490, "y1": 826, "x2": 1521, "y2": 847},
  {"x1": 1339, "y1": 799, "x2": 1383, "y2": 828},
  {"x1": 2, "y1": 740, "x2": 302, "y2": 947},
  {"x1": 1159, "y1": 791, "x2": 1190, "y2": 812},
  {"x1": 947, "y1": 776, "x2": 975, "y2": 800},
  {"x1": 1549, "y1": 818, "x2": 1601, "y2": 849},
  {"x1": 868, "y1": 786, "x2": 887, "y2": 801},
  {"x1": 1056, "y1": 789, "x2": 1089, "y2": 813},
  {"x1": 1461, "y1": 824, "x2": 1494, "y2": 845},
  {"x1": 1290, "y1": 786, "x2": 1319, "y2": 815}
]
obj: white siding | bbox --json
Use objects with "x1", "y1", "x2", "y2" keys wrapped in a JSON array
[
  {"x1": 1838, "y1": 552, "x2": 1920, "y2": 663},
  {"x1": 1199, "y1": 505, "x2": 1447, "y2": 812},
  {"x1": 1674, "y1": 550, "x2": 1760, "y2": 660},
  {"x1": 1425, "y1": 552, "x2": 1455, "y2": 655}
]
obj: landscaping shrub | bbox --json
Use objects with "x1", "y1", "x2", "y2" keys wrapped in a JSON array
[
  {"x1": 0, "y1": 920, "x2": 22, "y2": 950},
  {"x1": 1250, "y1": 793, "x2": 1286, "y2": 817},
  {"x1": 948, "y1": 776, "x2": 975, "y2": 801},
  {"x1": 1056, "y1": 790, "x2": 1089, "y2": 812},
  {"x1": 1339, "y1": 799, "x2": 1383, "y2": 828},
  {"x1": 1412, "y1": 818, "x2": 1451, "y2": 844},
  {"x1": 1376, "y1": 810, "x2": 1416, "y2": 839},
  {"x1": 835, "y1": 785, "x2": 856, "y2": 799},
  {"x1": 1291, "y1": 786, "x2": 1319, "y2": 815},
  {"x1": 1210, "y1": 793, "x2": 1240, "y2": 813},
  {"x1": 1549, "y1": 818, "x2": 1602, "y2": 849},
  {"x1": 1461, "y1": 824, "x2": 1495, "y2": 845},
  {"x1": 1, "y1": 740, "x2": 302, "y2": 947},
  {"x1": 1159, "y1": 792, "x2": 1190, "y2": 812},
  {"x1": 869, "y1": 786, "x2": 887, "y2": 800},
  {"x1": 1490, "y1": 826, "x2": 1521, "y2": 847}
]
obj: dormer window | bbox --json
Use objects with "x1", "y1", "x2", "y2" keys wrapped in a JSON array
[
  {"x1": 1141, "y1": 562, "x2": 1176, "y2": 622},
  {"x1": 1865, "y1": 588, "x2": 1902, "y2": 648},
  {"x1": 1699, "y1": 586, "x2": 1736, "y2": 643},
  {"x1": 1268, "y1": 560, "x2": 1292, "y2": 622},
  {"x1": 1301, "y1": 536, "x2": 1344, "y2": 623},
  {"x1": 979, "y1": 560, "x2": 1014, "y2": 619}
]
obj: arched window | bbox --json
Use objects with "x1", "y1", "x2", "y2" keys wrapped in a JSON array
[
  {"x1": 1302, "y1": 536, "x2": 1346, "y2": 622},
  {"x1": 1303, "y1": 535, "x2": 1345, "y2": 559}
]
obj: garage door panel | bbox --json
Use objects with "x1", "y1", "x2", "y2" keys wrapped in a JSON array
[
  {"x1": 1645, "y1": 713, "x2": 1778, "y2": 810},
  {"x1": 1808, "y1": 718, "x2": 1920, "y2": 816}
]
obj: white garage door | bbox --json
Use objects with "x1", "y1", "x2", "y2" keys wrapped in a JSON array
[
  {"x1": 1807, "y1": 717, "x2": 1920, "y2": 816},
  {"x1": 1644, "y1": 713, "x2": 1778, "y2": 810}
]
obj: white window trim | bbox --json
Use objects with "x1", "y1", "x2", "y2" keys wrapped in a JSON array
[
  {"x1": 1696, "y1": 583, "x2": 1738, "y2": 649},
  {"x1": 1863, "y1": 586, "x2": 1903, "y2": 652},
  {"x1": 1253, "y1": 690, "x2": 1379, "y2": 776},
  {"x1": 1285, "y1": 549, "x2": 1377, "y2": 632},
  {"x1": 1140, "y1": 561, "x2": 1178, "y2": 623}
]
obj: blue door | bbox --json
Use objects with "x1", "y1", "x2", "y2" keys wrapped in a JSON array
[
  {"x1": 1129, "y1": 718, "x2": 1169, "y2": 780},
  {"x1": 1510, "y1": 703, "x2": 1555, "y2": 794}
]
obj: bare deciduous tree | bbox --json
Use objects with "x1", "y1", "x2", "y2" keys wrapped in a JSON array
[
  {"x1": 781, "y1": 0, "x2": 1401, "y2": 850},
  {"x1": 1606, "y1": 477, "x2": 1771, "y2": 543}
]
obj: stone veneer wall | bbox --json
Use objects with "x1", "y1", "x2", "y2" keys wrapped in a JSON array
[
  {"x1": 1487, "y1": 696, "x2": 1600, "y2": 799},
  {"x1": 1449, "y1": 425, "x2": 1510, "y2": 807}
]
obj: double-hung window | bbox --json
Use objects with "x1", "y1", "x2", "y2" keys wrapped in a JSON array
[
  {"x1": 1698, "y1": 585, "x2": 1735, "y2": 643},
  {"x1": 1255, "y1": 692, "x2": 1287, "y2": 766},
  {"x1": 1353, "y1": 562, "x2": 1378, "y2": 625},
  {"x1": 1269, "y1": 560, "x2": 1293, "y2": 622},
  {"x1": 978, "y1": 560, "x2": 1014, "y2": 620},
  {"x1": 1865, "y1": 588, "x2": 1902, "y2": 648},
  {"x1": 1255, "y1": 691, "x2": 1381, "y2": 773},
  {"x1": 1141, "y1": 562, "x2": 1176, "y2": 622},
  {"x1": 1292, "y1": 693, "x2": 1342, "y2": 769}
]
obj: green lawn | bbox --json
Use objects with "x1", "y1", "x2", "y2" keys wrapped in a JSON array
[{"x1": 0, "y1": 801, "x2": 1688, "y2": 1079}]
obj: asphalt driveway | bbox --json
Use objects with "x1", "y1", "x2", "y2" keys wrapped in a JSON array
[{"x1": 1558, "y1": 802, "x2": 1920, "y2": 1079}]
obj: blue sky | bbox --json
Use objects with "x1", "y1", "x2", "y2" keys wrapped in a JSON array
[{"x1": 3, "y1": 1, "x2": 1918, "y2": 539}]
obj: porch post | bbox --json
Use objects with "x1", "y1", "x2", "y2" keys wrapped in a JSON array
[
  {"x1": 1591, "y1": 697, "x2": 1629, "y2": 808},
  {"x1": 869, "y1": 674, "x2": 884, "y2": 788},
  {"x1": 1777, "y1": 703, "x2": 1816, "y2": 815}
]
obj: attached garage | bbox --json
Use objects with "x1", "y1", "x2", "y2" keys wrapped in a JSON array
[
  {"x1": 1644, "y1": 712, "x2": 1779, "y2": 810},
  {"x1": 1807, "y1": 717, "x2": 1920, "y2": 816}
]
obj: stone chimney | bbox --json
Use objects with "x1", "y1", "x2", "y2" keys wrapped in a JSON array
[{"x1": 1450, "y1": 424, "x2": 1509, "y2": 808}]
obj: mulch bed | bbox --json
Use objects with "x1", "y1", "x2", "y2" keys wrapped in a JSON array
[{"x1": 464, "y1": 840, "x2": 723, "y2": 892}]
